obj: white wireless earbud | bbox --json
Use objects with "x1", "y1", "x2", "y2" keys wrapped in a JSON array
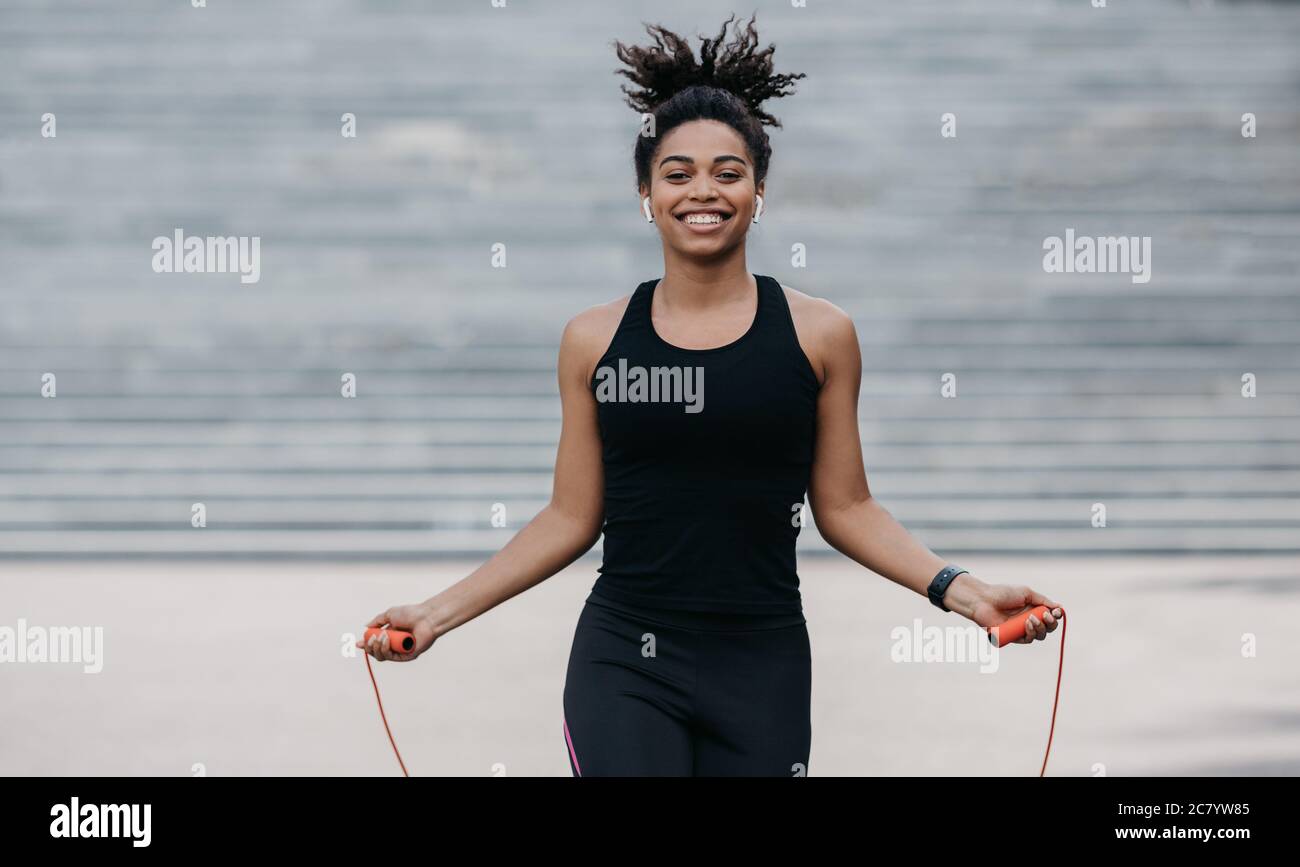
[
  {"x1": 753, "y1": 194, "x2": 764, "y2": 224},
  {"x1": 642, "y1": 196, "x2": 654, "y2": 223}
]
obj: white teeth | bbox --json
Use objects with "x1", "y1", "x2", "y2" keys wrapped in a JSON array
[{"x1": 684, "y1": 213, "x2": 723, "y2": 224}]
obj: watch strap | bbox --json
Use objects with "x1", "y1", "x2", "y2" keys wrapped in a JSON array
[{"x1": 927, "y1": 565, "x2": 969, "y2": 612}]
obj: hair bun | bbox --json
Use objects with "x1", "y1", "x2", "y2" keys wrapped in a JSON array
[{"x1": 614, "y1": 13, "x2": 805, "y2": 128}]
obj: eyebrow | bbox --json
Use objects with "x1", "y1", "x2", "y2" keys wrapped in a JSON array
[{"x1": 658, "y1": 154, "x2": 748, "y2": 169}]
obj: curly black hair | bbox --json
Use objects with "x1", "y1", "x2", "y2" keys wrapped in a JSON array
[{"x1": 613, "y1": 13, "x2": 805, "y2": 191}]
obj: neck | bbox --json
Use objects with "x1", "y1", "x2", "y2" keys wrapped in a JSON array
[{"x1": 657, "y1": 245, "x2": 754, "y2": 311}]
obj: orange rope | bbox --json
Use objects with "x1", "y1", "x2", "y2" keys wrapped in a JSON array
[
  {"x1": 1039, "y1": 609, "x2": 1066, "y2": 777},
  {"x1": 364, "y1": 652, "x2": 409, "y2": 777},
  {"x1": 363, "y1": 610, "x2": 1067, "y2": 779}
]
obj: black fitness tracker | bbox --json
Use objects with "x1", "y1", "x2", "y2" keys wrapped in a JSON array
[{"x1": 927, "y1": 564, "x2": 969, "y2": 612}]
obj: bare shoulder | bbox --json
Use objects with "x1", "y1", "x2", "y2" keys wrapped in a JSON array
[
  {"x1": 775, "y1": 281, "x2": 858, "y2": 383},
  {"x1": 563, "y1": 294, "x2": 631, "y2": 348},
  {"x1": 559, "y1": 294, "x2": 633, "y2": 382},
  {"x1": 779, "y1": 283, "x2": 853, "y2": 335}
]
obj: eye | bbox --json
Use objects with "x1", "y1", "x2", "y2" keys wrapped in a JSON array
[{"x1": 663, "y1": 169, "x2": 741, "y2": 182}]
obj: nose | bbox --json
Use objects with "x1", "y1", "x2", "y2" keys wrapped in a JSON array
[{"x1": 687, "y1": 175, "x2": 720, "y2": 200}]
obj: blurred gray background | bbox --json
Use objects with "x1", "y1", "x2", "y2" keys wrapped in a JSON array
[{"x1": 1, "y1": 0, "x2": 1298, "y2": 776}]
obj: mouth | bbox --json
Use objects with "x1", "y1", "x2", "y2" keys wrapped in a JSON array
[{"x1": 674, "y1": 210, "x2": 733, "y2": 233}]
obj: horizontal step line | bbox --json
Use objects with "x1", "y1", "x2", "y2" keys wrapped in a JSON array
[
  {"x1": 4, "y1": 465, "x2": 1300, "y2": 474},
  {"x1": 7, "y1": 492, "x2": 1300, "y2": 501},
  {"x1": 4, "y1": 415, "x2": 1298, "y2": 423},
  {"x1": 4, "y1": 438, "x2": 1300, "y2": 447},
  {"x1": 2, "y1": 548, "x2": 1298, "y2": 560},
  {"x1": 3, "y1": 521, "x2": 1298, "y2": 531}
]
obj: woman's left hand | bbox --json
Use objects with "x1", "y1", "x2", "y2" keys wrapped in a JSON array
[
  {"x1": 971, "y1": 583, "x2": 1063, "y2": 644},
  {"x1": 356, "y1": 602, "x2": 438, "y2": 662}
]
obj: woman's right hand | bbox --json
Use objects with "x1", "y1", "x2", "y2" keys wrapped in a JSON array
[{"x1": 357, "y1": 603, "x2": 438, "y2": 662}]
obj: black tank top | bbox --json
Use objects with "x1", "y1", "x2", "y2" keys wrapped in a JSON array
[{"x1": 586, "y1": 273, "x2": 820, "y2": 622}]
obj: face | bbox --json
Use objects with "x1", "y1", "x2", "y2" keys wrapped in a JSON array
[{"x1": 640, "y1": 119, "x2": 764, "y2": 252}]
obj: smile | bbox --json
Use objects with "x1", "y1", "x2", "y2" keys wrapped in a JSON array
[{"x1": 675, "y1": 211, "x2": 733, "y2": 232}]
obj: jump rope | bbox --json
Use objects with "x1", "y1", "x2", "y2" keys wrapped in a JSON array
[{"x1": 362, "y1": 604, "x2": 1066, "y2": 777}]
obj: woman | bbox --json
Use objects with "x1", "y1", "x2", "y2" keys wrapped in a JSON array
[{"x1": 359, "y1": 14, "x2": 1061, "y2": 776}]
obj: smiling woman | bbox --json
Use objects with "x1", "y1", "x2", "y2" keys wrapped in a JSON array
[
  {"x1": 615, "y1": 14, "x2": 801, "y2": 246},
  {"x1": 359, "y1": 11, "x2": 1063, "y2": 779}
]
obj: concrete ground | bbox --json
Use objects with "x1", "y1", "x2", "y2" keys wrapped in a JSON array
[{"x1": 2, "y1": 554, "x2": 1296, "y2": 776}]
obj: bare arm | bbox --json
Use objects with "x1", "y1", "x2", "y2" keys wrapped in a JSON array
[
  {"x1": 360, "y1": 305, "x2": 613, "y2": 660},
  {"x1": 801, "y1": 297, "x2": 1061, "y2": 640}
]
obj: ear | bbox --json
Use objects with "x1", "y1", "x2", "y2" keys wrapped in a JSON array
[{"x1": 756, "y1": 178, "x2": 765, "y2": 199}]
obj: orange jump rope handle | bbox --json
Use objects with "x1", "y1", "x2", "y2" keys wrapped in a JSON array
[
  {"x1": 364, "y1": 627, "x2": 415, "y2": 654},
  {"x1": 987, "y1": 605, "x2": 1052, "y2": 648}
]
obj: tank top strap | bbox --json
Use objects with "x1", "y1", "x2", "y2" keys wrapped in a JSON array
[
  {"x1": 624, "y1": 278, "x2": 657, "y2": 334},
  {"x1": 752, "y1": 274, "x2": 788, "y2": 339},
  {"x1": 756, "y1": 273, "x2": 820, "y2": 386},
  {"x1": 593, "y1": 279, "x2": 656, "y2": 378}
]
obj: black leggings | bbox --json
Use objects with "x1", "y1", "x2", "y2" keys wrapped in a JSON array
[{"x1": 561, "y1": 596, "x2": 812, "y2": 777}]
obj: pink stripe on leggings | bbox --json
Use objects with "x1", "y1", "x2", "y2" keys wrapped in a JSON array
[{"x1": 563, "y1": 716, "x2": 582, "y2": 777}]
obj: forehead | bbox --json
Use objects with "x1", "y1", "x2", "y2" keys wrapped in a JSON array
[{"x1": 656, "y1": 119, "x2": 750, "y2": 162}]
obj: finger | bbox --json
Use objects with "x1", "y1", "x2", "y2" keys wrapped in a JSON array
[
  {"x1": 1027, "y1": 615, "x2": 1043, "y2": 641},
  {"x1": 1023, "y1": 615, "x2": 1037, "y2": 641},
  {"x1": 367, "y1": 610, "x2": 391, "y2": 629},
  {"x1": 1041, "y1": 610, "x2": 1057, "y2": 632}
]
